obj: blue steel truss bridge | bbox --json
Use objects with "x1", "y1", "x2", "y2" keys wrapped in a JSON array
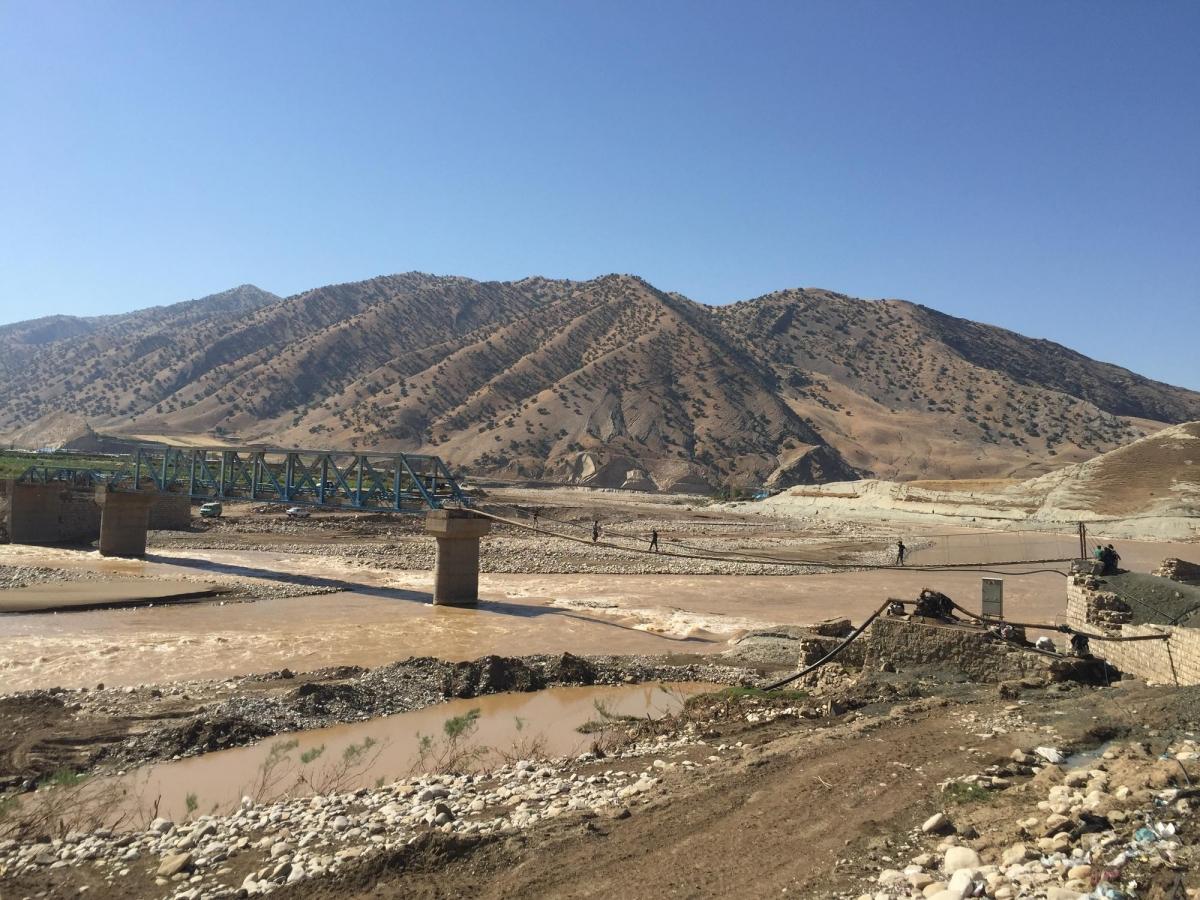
[{"x1": 19, "y1": 446, "x2": 470, "y2": 513}]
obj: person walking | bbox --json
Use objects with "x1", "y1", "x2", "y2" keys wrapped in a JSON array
[
  {"x1": 896, "y1": 539, "x2": 907, "y2": 566},
  {"x1": 532, "y1": 507, "x2": 540, "y2": 533},
  {"x1": 592, "y1": 519, "x2": 600, "y2": 543},
  {"x1": 649, "y1": 528, "x2": 659, "y2": 553}
]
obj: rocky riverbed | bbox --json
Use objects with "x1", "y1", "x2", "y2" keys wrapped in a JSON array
[
  {"x1": 0, "y1": 653, "x2": 751, "y2": 787},
  {"x1": 141, "y1": 502, "x2": 899, "y2": 578},
  {"x1": 0, "y1": 564, "x2": 106, "y2": 590},
  {"x1": 3, "y1": 662, "x2": 1198, "y2": 899},
  {"x1": 0, "y1": 729, "x2": 718, "y2": 898},
  {"x1": 145, "y1": 532, "x2": 834, "y2": 577}
]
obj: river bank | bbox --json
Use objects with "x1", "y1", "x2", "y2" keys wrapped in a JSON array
[
  {"x1": 3, "y1": 667, "x2": 1197, "y2": 899},
  {"x1": 0, "y1": 652, "x2": 750, "y2": 788}
]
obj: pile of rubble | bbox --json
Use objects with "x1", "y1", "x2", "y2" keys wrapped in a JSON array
[
  {"x1": 1153, "y1": 559, "x2": 1200, "y2": 586},
  {"x1": 859, "y1": 737, "x2": 1198, "y2": 899}
]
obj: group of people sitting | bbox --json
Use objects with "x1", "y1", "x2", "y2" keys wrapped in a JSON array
[{"x1": 1093, "y1": 543, "x2": 1122, "y2": 575}]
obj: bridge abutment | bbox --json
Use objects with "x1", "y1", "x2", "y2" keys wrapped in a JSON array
[
  {"x1": 425, "y1": 509, "x2": 490, "y2": 606},
  {"x1": 96, "y1": 487, "x2": 156, "y2": 558},
  {"x1": 2, "y1": 479, "x2": 102, "y2": 545}
]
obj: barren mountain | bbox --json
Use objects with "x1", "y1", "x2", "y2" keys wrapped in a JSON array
[
  {"x1": 1022, "y1": 420, "x2": 1200, "y2": 521},
  {"x1": 2, "y1": 274, "x2": 1198, "y2": 491},
  {"x1": 760, "y1": 421, "x2": 1200, "y2": 540}
]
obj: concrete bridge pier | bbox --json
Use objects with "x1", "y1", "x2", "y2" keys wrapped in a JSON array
[
  {"x1": 95, "y1": 487, "x2": 157, "y2": 558},
  {"x1": 425, "y1": 509, "x2": 491, "y2": 606}
]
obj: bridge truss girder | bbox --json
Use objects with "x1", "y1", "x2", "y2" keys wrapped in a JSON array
[{"x1": 102, "y1": 446, "x2": 467, "y2": 512}]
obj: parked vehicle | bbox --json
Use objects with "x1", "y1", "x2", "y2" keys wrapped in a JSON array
[
  {"x1": 199, "y1": 502, "x2": 223, "y2": 518},
  {"x1": 285, "y1": 506, "x2": 310, "y2": 519}
]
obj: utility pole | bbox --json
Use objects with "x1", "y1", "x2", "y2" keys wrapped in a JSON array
[{"x1": 1077, "y1": 521, "x2": 1087, "y2": 560}]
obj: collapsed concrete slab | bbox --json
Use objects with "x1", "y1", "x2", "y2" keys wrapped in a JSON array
[{"x1": 1, "y1": 479, "x2": 192, "y2": 548}]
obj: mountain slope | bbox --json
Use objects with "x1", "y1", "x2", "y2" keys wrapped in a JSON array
[
  {"x1": 2, "y1": 275, "x2": 1198, "y2": 491},
  {"x1": 713, "y1": 289, "x2": 1200, "y2": 480}
]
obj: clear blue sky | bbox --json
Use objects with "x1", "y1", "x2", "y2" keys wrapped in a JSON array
[{"x1": 1, "y1": 1, "x2": 1197, "y2": 389}]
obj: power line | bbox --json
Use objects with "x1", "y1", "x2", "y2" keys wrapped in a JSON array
[
  {"x1": 483, "y1": 500, "x2": 1080, "y2": 570},
  {"x1": 474, "y1": 504, "x2": 1072, "y2": 576}
]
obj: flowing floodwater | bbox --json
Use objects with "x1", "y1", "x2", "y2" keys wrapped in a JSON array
[
  {"x1": 0, "y1": 534, "x2": 1193, "y2": 692},
  {"x1": 105, "y1": 682, "x2": 712, "y2": 822}
]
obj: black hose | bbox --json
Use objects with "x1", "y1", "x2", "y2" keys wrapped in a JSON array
[
  {"x1": 945, "y1": 598, "x2": 1168, "y2": 642},
  {"x1": 762, "y1": 601, "x2": 890, "y2": 691}
]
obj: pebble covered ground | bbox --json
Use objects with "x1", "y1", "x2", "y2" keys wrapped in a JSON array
[
  {"x1": 0, "y1": 726, "x2": 730, "y2": 898},
  {"x1": 3, "y1": 685, "x2": 1197, "y2": 900},
  {"x1": 0, "y1": 565, "x2": 105, "y2": 590},
  {"x1": 857, "y1": 735, "x2": 1200, "y2": 900},
  {"x1": 138, "y1": 499, "x2": 904, "y2": 578}
]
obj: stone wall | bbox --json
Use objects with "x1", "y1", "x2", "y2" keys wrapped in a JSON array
[
  {"x1": 863, "y1": 617, "x2": 1089, "y2": 683},
  {"x1": 0, "y1": 479, "x2": 9, "y2": 543},
  {"x1": 149, "y1": 493, "x2": 191, "y2": 531},
  {"x1": 1065, "y1": 570, "x2": 1200, "y2": 686},
  {"x1": 2, "y1": 480, "x2": 101, "y2": 545},
  {"x1": 720, "y1": 621, "x2": 865, "y2": 668},
  {"x1": 1087, "y1": 624, "x2": 1200, "y2": 686},
  {"x1": 59, "y1": 489, "x2": 102, "y2": 543},
  {"x1": 1153, "y1": 558, "x2": 1200, "y2": 586},
  {"x1": 1065, "y1": 575, "x2": 1132, "y2": 627}
]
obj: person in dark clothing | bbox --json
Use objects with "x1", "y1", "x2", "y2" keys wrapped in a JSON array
[
  {"x1": 649, "y1": 529, "x2": 659, "y2": 553},
  {"x1": 1100, "y1": 544, "x2": 1120, "y2": 575},
  {"x1": 1069, "y1": 632, "x2": 1092, "y2": 658},
  {"x1": 592, "y1": 520, "x2": 600, "y2": 543},
  {"x1": 1106, "y1": 544, "x2": 1121, "y2": 573},
  {"x1": 896, "y1": 539, "x2": 906, "y2": 566},
  {"x1": 532, "y1": 507, "x2": 540, "y2": 533}
]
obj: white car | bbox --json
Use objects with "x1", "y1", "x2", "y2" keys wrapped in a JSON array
[{"x1": 285, "y1": 506, "x2": 311, "y2": 519}]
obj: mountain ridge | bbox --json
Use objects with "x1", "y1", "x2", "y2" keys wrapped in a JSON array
[{"x1": 2, "y1": 273, "x2": 1198, "y2": 491}]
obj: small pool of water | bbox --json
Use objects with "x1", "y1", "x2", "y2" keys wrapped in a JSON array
[
  {"x1": 106, "y1": 682, "x2": 715, "y2": 821},
  {"x1": 1062, "y1": 740, "x2": 1120, "y2": 770}
]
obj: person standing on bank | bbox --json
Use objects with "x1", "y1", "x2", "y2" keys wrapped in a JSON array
[
  {"x1": 649, "y1": 529, "x2": 659, "y2": 553},
  {"x1": 592, "y1": 519, "x2": 600, "y2": 543},
  {"x1": 896, "y1": 539, "x2": 907, "y2": 566}
]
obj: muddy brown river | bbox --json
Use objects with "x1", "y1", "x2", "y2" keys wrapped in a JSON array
[
  {"x1": 102, "y1": 683, "x2": 711, "y2": 822},
  {"x1": 1, "y1": 534, "x2": 1194, "y2": 692}
]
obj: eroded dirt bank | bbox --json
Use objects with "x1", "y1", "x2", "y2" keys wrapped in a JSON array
[{"x1": 3, "y1": 663, "x2": 1198, "y2": 899}]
